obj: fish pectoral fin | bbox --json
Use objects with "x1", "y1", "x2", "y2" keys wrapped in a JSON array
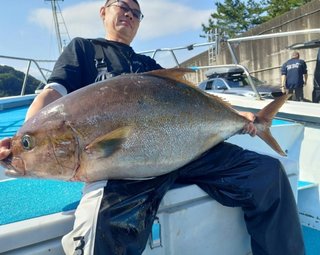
[{"x1": 85, "y1": 126, "x2": 132, "y2": 158}]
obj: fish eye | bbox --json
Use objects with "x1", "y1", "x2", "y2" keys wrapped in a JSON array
[{"x1": 21, "y1": 135, "x2": 34, "y2": 150}]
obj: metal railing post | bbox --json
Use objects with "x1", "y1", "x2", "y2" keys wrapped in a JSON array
[{"x1": 21, "y1": 60, "x2": 32, "y2": 96}]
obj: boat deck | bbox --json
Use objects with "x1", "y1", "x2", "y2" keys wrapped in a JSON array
[
  {"x1": 0, "y1": 179, "x2": 83, "y2": 225},
  {"x1": 0, "y1": 105, "x2": 28, "y2": 140}
]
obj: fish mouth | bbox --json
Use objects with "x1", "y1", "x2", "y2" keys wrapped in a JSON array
[{"x1": 0, "y1": 155, "x2": 26, "y2": 177}]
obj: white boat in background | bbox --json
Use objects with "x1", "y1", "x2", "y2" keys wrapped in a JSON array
[{"x1": 1, "y1": 28, "x2": 320, "y2": 254}]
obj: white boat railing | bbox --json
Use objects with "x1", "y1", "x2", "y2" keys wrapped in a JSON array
[{"x1": 139, "y1": 41, "x2": 216, "y2": 67}]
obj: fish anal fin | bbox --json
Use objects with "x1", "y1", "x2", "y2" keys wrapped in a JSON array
[
  {"x1": 146, "y1": 68, "x2": 195, "y2": 87},
  {"x1": 85, "y1": 126, "x2": 131, "y2": 158}
]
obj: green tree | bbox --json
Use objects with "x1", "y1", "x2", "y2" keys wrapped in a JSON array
[
  {"x1": 266, "y1": 0, "x2": 311, "y2": 18},
  {"x1": 202, "y1": 0, "x2": 312, "y2": 39},
  {"x1": 202, "y1": 0, "x2": 268, "y2": 39},
  {"x1": 0, "y1": 65, "x2": 42, "y2": 97}
]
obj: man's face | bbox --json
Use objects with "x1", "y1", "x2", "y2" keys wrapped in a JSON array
[{"x1": 100, "y1": 0, "x2": 142, "y2": 45}]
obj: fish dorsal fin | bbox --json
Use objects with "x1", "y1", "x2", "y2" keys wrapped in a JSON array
[
  {"x1": 147, "y1": 68, "x2": 235, "y2": 109},
  {"x1": 85, "y1": 126, "x2": 132, "y2": 158},
  {"x1": 146, "y1": 68, "x2": 195, "y2": 86}
]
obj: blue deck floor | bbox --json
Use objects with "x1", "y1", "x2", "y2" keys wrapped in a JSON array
[
  {"x1": 303, "y1": 226, "x2": 320, "y2": 255},
  {"x1": 0, "y1": 179, "x2": 83, "y2": 225},
  {"x1": 0, "y1": 105, "x2": 28, "y2": 140}
]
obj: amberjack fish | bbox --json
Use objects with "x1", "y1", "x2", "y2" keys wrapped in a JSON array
[{"x1": 0, "y1": 68, "x2": 289, "y2": 182}]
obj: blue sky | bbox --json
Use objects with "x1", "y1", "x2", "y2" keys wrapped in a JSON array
[{"x1": 1, "y1": 0, "x2": 215, "y2": 77}]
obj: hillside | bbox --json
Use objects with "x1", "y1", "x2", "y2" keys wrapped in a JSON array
[{"x1": 0, "y1": 65, "x2": 43, "y2": 97}]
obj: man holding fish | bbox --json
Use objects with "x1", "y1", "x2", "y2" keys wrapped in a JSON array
[{"x1": 0, "y1": 0, "x2": 305, "y2": 254}]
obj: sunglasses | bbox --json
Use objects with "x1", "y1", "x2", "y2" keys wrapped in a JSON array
[{"x1": 106, "y1": 0, "x2": 144, "y2": 21}]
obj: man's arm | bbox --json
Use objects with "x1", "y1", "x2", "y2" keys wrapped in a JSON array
[
  {"x1": 303, "y1": 73, "x2": 308, "y2": 86},
  {"x1": 25, "y1": 88, "x2": 63, "y2": 121},
  {"x1": 280, "y1": 62, "x2": 287, "y2": 93},
  {"x1": 281, "y1": 74, "x2": 286, "y2": 93}
]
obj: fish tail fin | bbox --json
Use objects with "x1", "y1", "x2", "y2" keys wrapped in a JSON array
[
  {"x1": 255, "y1": 94, "x2": 290, "y2": 156},
  {"x1": 256, "y1": 128, "x2": 287, "y2": 156}
]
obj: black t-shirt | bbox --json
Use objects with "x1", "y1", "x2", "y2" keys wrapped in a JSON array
[{"x1": 48, "y1": 37, "x2": 162, "y2": 93}]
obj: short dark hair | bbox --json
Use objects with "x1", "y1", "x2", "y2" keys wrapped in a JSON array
[
  {"x1": 291, "y1": 51, "x2": 300, "y2": 59},
  {"x1": 105, "y1": 0, "x2": 140, "y2": 7}
]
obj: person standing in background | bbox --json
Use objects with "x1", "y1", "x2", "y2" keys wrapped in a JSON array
[{"x1": 281, "y1": 51, "x2": 308, "y2": 101}]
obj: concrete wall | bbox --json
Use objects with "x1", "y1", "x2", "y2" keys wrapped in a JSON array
[{"x1": 182, "y1": 0, "x2": 320, "y2": 101}]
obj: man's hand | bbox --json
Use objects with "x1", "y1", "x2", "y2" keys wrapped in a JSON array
[
  {"x1": 0, "y1": 137, "x2": 12, "y2": 160},
  {"x1": 238, "y1": 112, "x2": 257, "y2": 137}
]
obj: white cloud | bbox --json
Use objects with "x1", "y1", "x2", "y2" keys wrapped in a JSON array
[
  {"x1": 62, "y1": 2, "x2": 105, "y2": 38},
  {"x1": 28, "y1": 8, "x2": 52, "y2": 30},
  {"x1": 28, "y1": 2, "x2": 104, "y2": 39},
  {"x1": 138, "y1": 0, "x2": 211, "y2": 40},
  {"x1": 28, "y1": 0, "x2": 212, "y2": 41}
]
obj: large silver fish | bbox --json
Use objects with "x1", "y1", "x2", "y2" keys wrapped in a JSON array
[{"x1": 1, "y1": 68, "x2": 288, "y2": 182}]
